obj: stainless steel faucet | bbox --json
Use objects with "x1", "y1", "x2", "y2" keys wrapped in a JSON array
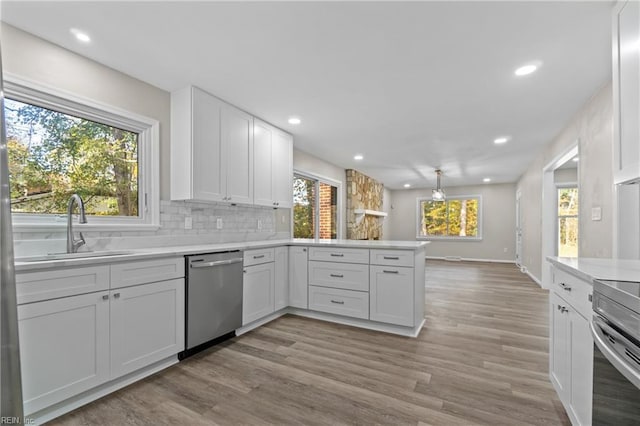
[{"x1": 67, "y1": 193, "x2": 88, "y2": 253}]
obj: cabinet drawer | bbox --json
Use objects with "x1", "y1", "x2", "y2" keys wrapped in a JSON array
[
  {"x1": 552, "y1": 267, "x2": 592, "y2": 318},
  {"x1": 308, "y1": 247, "x2": 369, "y2": 264},
  {"x1": 244, "y1": 248, "x2": 275, "y2": 266},
  {"x1": 16, "y1": 266, "x2": 110, "y2": 304},
  {"x1": 111, "y1": 257, "x2": 184, "y2": 289},
  {"x1": 308, "y1": 286, "x2": 369, "y2": 319},
  {"x1": 309, "y1": 261, "x2": 369, "y2": 291},
  {"x1": 370, "y1": 250, "x2": 414, "y2": 267}
]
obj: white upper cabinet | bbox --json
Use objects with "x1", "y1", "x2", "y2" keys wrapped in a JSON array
[
  {"x1": 253, "y1": 119, "x2": 293, "y2": 208},
  {"x1": 171, "y1": 86, "x2": 253, "y2": 204},
  {"x1": 613, "y1": 1, "x2": 640, "y2": 184},
  {"x1": 172, "y1": 86, "x2": 292, "y2": 206},
  {"x1": 222, "y1": 103, "x2": 253, "y2": 204}
]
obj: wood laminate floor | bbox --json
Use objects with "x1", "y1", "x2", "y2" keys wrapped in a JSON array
[{"x1": 49, "y1": 260, "x2": 570, "y2": 426}]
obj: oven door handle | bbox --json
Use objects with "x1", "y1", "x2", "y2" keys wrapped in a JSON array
[{"x1": 591, "y1": 315, "x2": 640, "y2": 390}]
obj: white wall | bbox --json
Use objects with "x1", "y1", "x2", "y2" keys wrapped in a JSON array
[
  {"x1": 517, "y1": 83, "x2": 613, "y2": 281},
  {"x1": 387, "y1": 183, "x2": 516, "y2": 261},
  {"x1": 293, "y1": 148, "x2": 348, "y2": 238},
  {"x1": 554, "y1": 168, "x2": 578, "y2": 184}
]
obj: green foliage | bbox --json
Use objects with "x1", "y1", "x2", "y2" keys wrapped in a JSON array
[
  {"x1": 421, "y1": 198, "x2": 478, "y2": 237},
  {"x1": 558, "y1": 188, "x2": 579, "y2": 257},
  {"x1": 5, "y1": 98, "x2": 138, "y2": 216},
  {"x1": 293, "y1": 176, "x2": 315, "y2": 238}
]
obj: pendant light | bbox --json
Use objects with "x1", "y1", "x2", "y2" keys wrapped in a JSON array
[{"x1": 432, "y1": 169, "x2": 446, "y2": 201}]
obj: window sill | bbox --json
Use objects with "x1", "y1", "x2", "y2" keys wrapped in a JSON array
[{"x1": 416, "y1": 236, "x2": 483, "y2": 242}]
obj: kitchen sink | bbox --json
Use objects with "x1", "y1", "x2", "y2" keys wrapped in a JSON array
[{"x1": 16, "y1": 250, "x2": 137, "y2": 262}]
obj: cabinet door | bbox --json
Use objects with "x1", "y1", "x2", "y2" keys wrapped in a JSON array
[
  {"x1": 274, "y1": 246, "x2": 289, "y2": 310},
  {"x1": 569, "y1": 309, "x2": 593, "y2": 426},
  {"x1": 222, "y1": 104, "x2": 253, "y2": 204},
  {"x1": 192, "y1": 87, "x2": 226, "y2": 201},
  {"x1": 549, "y1": 292, "x2": 570, "y2": 400},
  {"x1": 19, "y1": 292, "x2": 110, "y2": 415},
  {"x1": 614, "y1": 1, "x2": 640, "y2": 183},
  {"x1": 369, "y1": 265, "x2": 414, "y2": 326},
  {"x1": 243, "y1": 262, "x2": 275, "y2": 325},
  {"x1": 272, "y1": 130, "x2": 293, "y2": 208},
  {"x1": 253, "y1": 119, "x2": 274, "y2": 207},
  {"x1": 110, "y1": 279, "x2": 185, "y2": 379},
  {"x1": 288, "y1": 246, "x2": 309, "y2": 309}
]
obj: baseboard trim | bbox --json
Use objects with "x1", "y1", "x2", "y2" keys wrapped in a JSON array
[
  {"x1": 523, "y1": 267, "x2": 543, "y2": 287},
  {"x1": 426, "y1": 256, "x2": 516, "y2": 264}
]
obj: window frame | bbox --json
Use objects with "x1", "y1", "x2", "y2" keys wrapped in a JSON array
[
  {"x1": 415, "y1": 194, "x2": 483, "y2": 241},
  {"x1": 292, "y1": 170, "x2": 343, "y2": 240},
  {"x1": 4, "y1": 74, "x2": 160, "y2": 232}
]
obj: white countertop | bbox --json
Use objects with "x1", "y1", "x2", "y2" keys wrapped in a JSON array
[
  {"x1": 547, "y1": 256, "x2": 640, "y2": 283},
  {"x1": 15, "y1": 239, "x2": 429, "y2": 272}
]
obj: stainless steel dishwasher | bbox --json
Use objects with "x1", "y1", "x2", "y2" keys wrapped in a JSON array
[{"x1": 180, "y1": 251, "x2": 243, "y2": 359}]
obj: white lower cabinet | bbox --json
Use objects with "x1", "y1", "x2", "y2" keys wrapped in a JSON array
[
  {"x1": 19, "y1": 292, "x2": 110, "y2": 415},
  {"x1": 17, "y1": 258, "x2": 186, "y2": 418},
  {"x1": 243, "y1": 262, "x2": 275, "y2": 325},
  {"x1": 369, "y1": 265, "x2": 414, "y2": 326},
  {"x1": 274, "y1": 246, "x2": 289, "y2": 310},
  {"x1": 308, "y1": 286, "x2": 369, "y2": 319},
  {"x1": 110, "y1": 279, "x2": 184, "y2": 378},
  {"x1": 288, "y1": 246, "x2": 308, "y2": 309},
  {"x1": 549, "y1": 265, "x2": 593, "y2": 426}
]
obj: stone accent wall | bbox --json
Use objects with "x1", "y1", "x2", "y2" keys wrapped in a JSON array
[{"x1": 346, "y1": 169, "x2": 384, "y2": 240}]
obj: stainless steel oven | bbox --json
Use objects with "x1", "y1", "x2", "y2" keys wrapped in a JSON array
[{"x1": 591, "y1": 279, "x2": 640, "y2": 425}]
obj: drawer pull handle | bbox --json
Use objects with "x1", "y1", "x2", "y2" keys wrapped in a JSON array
[
  {"x1": 330, "y1": 299, "x2": 345, "y2": 305},
  {"x1": 383, "y1": 256, "x2": 399, "y2": 260},
  {"x1": 561, "y1": 306, "x2": 569, "y2": 313},
  {"x1": 114, "y1": 293, "x2": 121, "y2": 299},
  {"x1": 383, "y1": 270, "x2": 399, "y2": 274},
  {"x1": 102, "y1": 295, "x2": 109, "y2": 300},
  {"x1": 559, "y1": 282, "x2": 572, "y2": 291},
  {"x1": 330, "y1": 273, "x2": 344, "y2": 278},
  {"x1": 253, "y1": 255, "x2": 265, "y2": 259},
  {"x1": 330, "y1": 253, "x2": 344, "y2": 257}
]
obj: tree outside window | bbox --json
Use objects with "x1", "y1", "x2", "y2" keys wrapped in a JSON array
[
  {"x1": 557, "y1": 187, "x2": 578, "y2": 257},
  {"x1": 417, "y1": 196, "x2": 481, "y2": 239},
  {"x1": 5, "y1": 98, "x2": 139, "y2": 217}
]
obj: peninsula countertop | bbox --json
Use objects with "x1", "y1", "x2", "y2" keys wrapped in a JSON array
[{"x1": 15, "y1": 239, "x2": 429, "y2": 272}]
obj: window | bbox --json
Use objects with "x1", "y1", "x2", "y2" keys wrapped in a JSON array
[
  {"x1": 4, "y1": 77, "x2": 159, "y2": 230},
  {"x1": 293, "y1": 172, "x2": 340, "y2": 239},
  {"x1": 417, "y1": 195, "x2": 482, "y2": 240},
  {"x1": 557, "y1": 187, "x2": 578, "y2": 257}
]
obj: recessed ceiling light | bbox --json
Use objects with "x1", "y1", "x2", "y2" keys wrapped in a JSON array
[
  {"x1": 70, "y1": 28, "x2": 91, "y2": 43},
  {"x1": 573, "y1": 157, "x2": 579, "y2": 162},
  {"x1": 515, "y1": 64, "x2": 538, "y2": 76},
  {"x1": 354, "y1": 154, "x2": 363, "y2": 161},
  {"x1": 483, "y1": 178, "x2": 491, "y2": 183},
  {"x1": 288, "y1": 117, "x2": 301, "y2": 125},
  {"x1": 494, "y1": 137, "x2": 509, "y2": 144},
  {"x1": 404, "y1": 183, "x2": 411, "y2": 188}
]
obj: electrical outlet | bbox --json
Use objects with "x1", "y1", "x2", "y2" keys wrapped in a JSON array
[
  {"x1": 216, "y1": 218, "x2": 223, "y2": 229},
  {"x1": 503, "y1": 247, "x2": 508, "y2": 253},
  {"x1": 281, "y1": 215, "x2": 286, "y2": 224},
  {"x1": 184, "y1": 217, "x2": 192, "y2": 229},
  {"x1": 257, "y1": 219, "x2": 262, "y2": 230}
]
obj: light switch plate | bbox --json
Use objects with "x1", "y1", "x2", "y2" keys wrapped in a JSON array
[
  {"x1": 216, "y1": 218, "x2": 223, "y2": 229},
  {"x1": 591, "y1": 206, "x2": 602, "y2": 221},
  {"x1": 184, "y1": 217, "x2": 192, "y2": 229}
]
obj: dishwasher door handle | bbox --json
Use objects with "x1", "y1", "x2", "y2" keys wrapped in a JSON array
[{"x1": 190, "y1": 258, "x2": 243, "y2": 268}]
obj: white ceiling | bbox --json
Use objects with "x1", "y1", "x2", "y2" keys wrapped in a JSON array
[{"x1": 1, "y1": 1, "x2": 612, "y2": 189}]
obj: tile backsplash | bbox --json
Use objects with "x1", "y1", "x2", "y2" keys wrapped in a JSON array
[{"x1": 14, "y1": 200, "x2": 291, "y2": 257}]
